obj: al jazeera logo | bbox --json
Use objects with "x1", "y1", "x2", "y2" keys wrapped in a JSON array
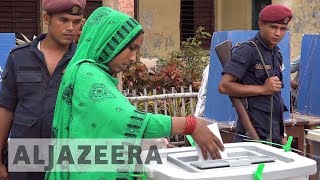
[{"x1": 8, "y1": 139, "x2": 163, "y2": 172}]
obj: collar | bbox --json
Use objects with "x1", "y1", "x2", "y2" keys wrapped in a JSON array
[
  {"x1": 30, "y1": 34, "x2": 77, "y2": 58},
  {"x1": 255, "y1": 32, "x2": 280, "y2": 53},
  {"x1": 30, "y1": 34, "x2": 46, "y2": 52}
]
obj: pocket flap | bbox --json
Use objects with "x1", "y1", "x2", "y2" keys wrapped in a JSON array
[
  {"x1": 13, "y1": 113, "x2": 38, "y2": 127},
  {"x1": 16, "y1": 72, "x2": 42, "y2": 83}
]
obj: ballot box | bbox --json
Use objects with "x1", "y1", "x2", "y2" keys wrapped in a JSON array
[
  {"x1": 306, "y1": 129, "x2": 320, "y2": 180},
  {"x1": 143, "y1": 142, "x2": 316, "y2": 180}
]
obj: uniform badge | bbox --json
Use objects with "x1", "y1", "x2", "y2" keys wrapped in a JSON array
[
  {"x1": 255, "y1": 64, "x2": 271, "y2": 70},
  {"x1": 72, "y1": 6, "x2": 79, "y2": 14}
]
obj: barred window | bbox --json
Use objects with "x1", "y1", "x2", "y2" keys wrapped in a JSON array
[
  {"x1": 0, "y1": 0, "x2": 40, "y2": 40},
  {"x1": 180, "y1": 0, "x2": 215, "y2": 50}
]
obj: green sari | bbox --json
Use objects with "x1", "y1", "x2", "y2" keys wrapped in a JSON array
[{"x1": 45, "y1": 7, "x2": 171, "y2": 180}]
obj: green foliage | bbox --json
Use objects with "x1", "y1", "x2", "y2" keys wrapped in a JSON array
[
  {"x1": 124, "y1": 26, "x2": 211, "y2": 93},
  {"x1": 122, "y1": 60, "x2": 150, "y2": 92},
  {"x1": 161, "y1": 26, "x2": 211, "y2": 89},
  {"x1": 177, "y1": 26, "x2": 211, "y2": 63},
  {"x1": 123, "y1": 26, "x2": 211, "y2": 116}
]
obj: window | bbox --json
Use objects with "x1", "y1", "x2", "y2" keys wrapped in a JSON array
[
  {"x1": 0, "y1": 0, "x2": 40, "y2": 40},
  {"x1": 180, "y1": 0, "x2": 214, "y2": 49},
  {"x1": 84, "y1": 0, "x2": 102, "y2": 19},
  {"x1": 252, "y1": 0, "x2": 271, "y2": 30}
]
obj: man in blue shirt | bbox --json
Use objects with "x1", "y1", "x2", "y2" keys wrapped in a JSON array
[
  {"x1": 219, "y1": 4, "x2": 292, "y2": 145},
  {"x1": 0, "y1": 0, "x2": 86, "y2": 179}
]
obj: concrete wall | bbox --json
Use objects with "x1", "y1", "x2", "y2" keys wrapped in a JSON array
[
  {"x1": 273, "y1": 0, "x2": 320, "y2": 58},
  {"x1": 40, "y1": 0, "x2": 252, "y2": 58},
  {"x1": 217, "y1": 0, "x2": 320, "y2": 59},
  {"x1": 138, "y1": 0, "x2": 252, "y2": 58},
  {"x1": 215, "y1": 0, "x2": 252, "y2": 31},
  {"x1": 40, "y1": 0, "x2": 46, "y2": 34},
  {"x1": 103, "y1": 0, "x2": 134, "y2": 17},
  {"x1": 137, "y1": 0, "x2": 181, "y2": 58},
  {"x1": 39, "y1": 0, "x2": 320, "y2": 60}
]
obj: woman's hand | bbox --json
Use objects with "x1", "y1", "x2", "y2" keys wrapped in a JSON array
[
  {"x1": 191, "y1": 118, "x2": 224, "y2": 160},
  {"x1": 171, "y1": 117, "x2": 224, "y2": 160},
  {"x1": 0, "y1": 163, "x2": 9, "y2": 180}
]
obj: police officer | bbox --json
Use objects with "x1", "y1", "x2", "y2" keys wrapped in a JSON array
[
  {"x1": 0, "y1": 0, "x2": 86, "y2": 179},
  {"x1": 219, "y1": 4, "x2": 292, "y2": 145}
]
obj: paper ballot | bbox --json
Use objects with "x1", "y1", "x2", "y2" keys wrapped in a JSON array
[{"x1": 195, "y1": 123, "x2": 227, "y2": 160}]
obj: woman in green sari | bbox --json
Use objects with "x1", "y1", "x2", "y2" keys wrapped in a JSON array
[{"x1": 46, "y1": 7, "x2": 224, "y2": 180}]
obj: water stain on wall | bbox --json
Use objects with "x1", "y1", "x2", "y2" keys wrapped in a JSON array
[{"x1": 290, "y1": 0, "x2": 320, "y2": 58}]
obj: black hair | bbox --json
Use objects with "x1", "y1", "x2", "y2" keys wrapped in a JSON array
[{"x1": 115, "y1": 29, "x2": 144, "y2": 57}]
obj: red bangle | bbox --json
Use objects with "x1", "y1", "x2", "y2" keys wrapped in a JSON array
[{"x1": 183, "y1": 115, "x2": 197, "y2": 135}]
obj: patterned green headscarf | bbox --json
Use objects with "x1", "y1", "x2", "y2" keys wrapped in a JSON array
[{"x1": 69, "y1": 6, "x2": 143, "y2": 72}]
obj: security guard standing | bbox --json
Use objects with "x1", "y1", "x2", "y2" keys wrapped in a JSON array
[
  {"x1": 219, "y1": 4, "x2": 292, "y2": 145},
  {"x1": 0, "y1": 0, "x2": 86, "y2": 179}
]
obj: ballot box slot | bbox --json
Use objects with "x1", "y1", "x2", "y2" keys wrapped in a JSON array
[{"x1": 189, "y1": 155, "x2": 276, "y2": 170}]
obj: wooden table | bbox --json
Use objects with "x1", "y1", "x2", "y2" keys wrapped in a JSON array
[
  {"x1": 286, "y1": 113, "x2": 320, "y2": 154},
  {"x1": 305, "y1": 129, "x2": 320, "y2": 180}
]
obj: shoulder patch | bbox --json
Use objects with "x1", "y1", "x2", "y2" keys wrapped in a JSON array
[
  {"x1": 10, "y1": 42, "x2": 31, "y2": 53},
  {"x1": 233, "y1": 41, "x2": 255, "y2": 53},
  {"x1": 243, "y1": 41, "x2": 256, "y2": 47}
]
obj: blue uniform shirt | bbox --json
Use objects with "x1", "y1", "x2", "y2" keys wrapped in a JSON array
[
  {"x1": 223, "y1": 32, "x2": 286, "y2": 142},
  {"x1": 0, "y1": 34, "x2": 76, "y2": 138}
]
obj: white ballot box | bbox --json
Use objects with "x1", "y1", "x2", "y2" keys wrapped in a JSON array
[
  {"x1": 143, "y1": 142, "x2": 316, "y2": 180},
  {"x1": 306, "y1": 129, "x2": 320, "y2": 180}
]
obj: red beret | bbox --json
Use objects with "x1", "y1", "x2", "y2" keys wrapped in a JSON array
[
  {"x1": 259, "y1": 4, "x2": 292, "y2": 24},
  {"x1": 43, "y1": 0, "x2": 86, "y2": 15}
]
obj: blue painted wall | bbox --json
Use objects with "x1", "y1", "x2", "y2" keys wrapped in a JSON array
[
  {"x1": 204, "y1": 30, "x2": 291, "y2": 122},
  {"x1": 297, "y1": 34, "x2": 320, "y2": 116},
  {"x1": 0, "y1": 33, "x2": 16, "y2": 84}
]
